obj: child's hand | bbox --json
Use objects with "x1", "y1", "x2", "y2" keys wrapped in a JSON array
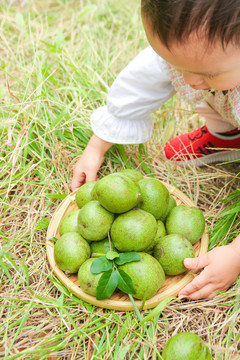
[
  {"x1": 178, "y1": 237, "x2": 240, "y2": 300},
  {"x1": 71, "y1": 151, "x2": 102, "y2": 191},
  {"x1": 71, "y1": 134, "x2": 113, "y2": 191}
]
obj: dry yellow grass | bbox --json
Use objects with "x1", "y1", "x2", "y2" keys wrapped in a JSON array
[{"x1": 0, "y1": 0, "x2": 239, "y2": 359}]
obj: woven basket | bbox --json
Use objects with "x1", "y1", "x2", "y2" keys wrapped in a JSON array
[{"x1": 46, "y1": 182, "x2": 208, "y2": 311}]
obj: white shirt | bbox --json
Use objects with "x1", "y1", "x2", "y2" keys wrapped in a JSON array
[{"x1": 90, "y1": 46, "x2": 175, "y2": 144}]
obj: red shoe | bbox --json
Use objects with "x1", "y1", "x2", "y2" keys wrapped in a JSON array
[{"x1": 164, "y1": 126, "x2": 240, "y2": 166}]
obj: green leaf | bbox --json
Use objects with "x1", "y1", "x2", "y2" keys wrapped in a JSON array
[
  {"x1": 55, "y1": 29, "x2": 64, "y2": 50},
  {"x1": 45, "y1": 194, "x2": 68, "y2": 199},
  {"x1": 163, "y1": 118, "x2": 176, "y2": 145},
  {"x1": 139, "y1": 296, "x2": 175, "y2": 325},
  {"x1": 35, "y1": 217, "x2": 50, "y2": 230},
  {"x1": 128, "y1": 294, "x2": 146, "y2": 330},
  {"x1": 218, "y1": 205, "x2": 240, "y2": 217},
  {"x1": 114, "y1": 144, "x2": 131, "y2": 168},
  {"x1": 0, "y1": 263, "x2": 14, "y2": 269},
  {"x1": 115, "y1": 252, "x2": 141, "y2": 266},
  {"x1": 78, "y1": 4, "x2": 97, "y2": 19},
  {"x1": 116, "y1": 269, "x2": 136, "y2": 294},
  {"x1": 106, "y1": 250, "x2": 119, "y2": 260},
  {"x1": 49, "y1": 237, "x2": 58, "y2": 243},
  {"x1": 91, "y1": 252, "x2": 107, "y2": 258},
  {"x1": 15, "y1": 13, "x2": 25, "y2": 27},
  {"x1": 90, "y1": 256, "x2": 112, "y2": 274},
  {"x1": 96, "y1": 269, "x2": 118, "y2": 300},
  {"x1": 138, "y1": 144, "x2": 154, "y2": 175},
  {"x1": 0, "y1": 260, "x2": 15, "y2": 286}
]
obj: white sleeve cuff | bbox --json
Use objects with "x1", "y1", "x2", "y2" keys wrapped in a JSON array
[
  {"x1": 90, "y1": 46, "x2": 174, "y2": 144},
  {"x1": 91, "y1": 106, "x2": 154, "y2": 144}
]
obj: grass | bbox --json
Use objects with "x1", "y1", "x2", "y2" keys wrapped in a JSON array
[{"x1": 0, "y1": 0, "x2": 240, "y2": 359}]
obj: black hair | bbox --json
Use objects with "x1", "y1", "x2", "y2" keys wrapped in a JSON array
[{"x1": 141, "y1": 0, "x2": 240, "y2": 48}]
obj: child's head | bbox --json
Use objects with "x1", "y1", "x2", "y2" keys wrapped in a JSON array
[{"x1": 141, "y1": 0, "x2": 240, "y2": 91}]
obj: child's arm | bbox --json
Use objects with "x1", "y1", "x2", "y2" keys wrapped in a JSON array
[
  {"x1": 178, "y1": 234, "x2": 240, "y2": 299},
  {"x1": 71, "y1": 47, "x2": 175, "y2": 190},
  {"x1": 71, "y1": 134, "x2": 113, "y2": 191},
  {"x1": 90, "y1": 46, "x2": 174, "y2": 146}
]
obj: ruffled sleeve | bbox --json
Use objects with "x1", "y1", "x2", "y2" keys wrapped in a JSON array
[{"x1": 90, "y1": 46, "x2": 175, "y2": 144}]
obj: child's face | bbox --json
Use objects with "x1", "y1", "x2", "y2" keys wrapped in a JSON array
[{"x1": 143, "y1": 17, "x2": 240, "y2": 91}]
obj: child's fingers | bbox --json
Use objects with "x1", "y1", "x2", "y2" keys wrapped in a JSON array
[
  {"x1": 178, "y1": 270, "x2": 208, "y2": 297},
  {"x1": 180, "y1": 284, "x2": 216, "y2": 300},
  {"x1": 184, "y1": 253, "x2": 209, "y2": 271},
  {"x1": 85, "y1": 172, "x2": 98, "y2": 183},
  {"x1": 71, "y1": 172, "x2": 86, "y2": 191}
]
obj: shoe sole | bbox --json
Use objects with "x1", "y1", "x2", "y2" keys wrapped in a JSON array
[{"x1": 165, "y1": 150, "x2": 240, "y2": 167}]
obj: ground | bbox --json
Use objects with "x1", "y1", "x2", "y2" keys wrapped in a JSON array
[{"x1": 0, "y1": 1, "x2": 239, "y2": 359}]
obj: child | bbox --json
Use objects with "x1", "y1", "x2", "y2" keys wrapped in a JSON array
[{"x1": 71, "y1": 0, "x2": 240, "y2": 300}]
